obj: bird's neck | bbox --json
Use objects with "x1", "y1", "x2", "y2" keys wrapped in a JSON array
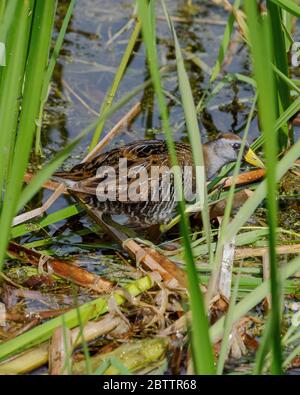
[{"x1": 203, "y1": 141, "x2": 230, "y2": 180}]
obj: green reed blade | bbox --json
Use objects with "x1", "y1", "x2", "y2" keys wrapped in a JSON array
[
  {"x1": 35, "y1": 0, "x2": 76, "y2": 155},
  {"x1": 252, "y1": 94, "x2": 300, "y2": 150},
  {"x1": 0, "y1": 0, "x2": 34, "y2": 202},
  {"x1": 0, "y1": 0, "x2": 57, "y2": 271},
  {"x1": 267, "y1": 0, "x2": 292, "y2": 147},
  {"x1": 162, "y1": 1, "x2": 215, "y2": 373},
  {"x1": 270, "y1": 0, "x2": 300, "y2": 17},
  {"x1": 138, "y1": 0, "x2": 215, "y2": 374},
  {"x1": 244, "y1": 1, "x2": 281, "y2": 373},
  {"x1": 206, "y1": 96, "x2": 257, "y2": 304},
  {"x1": 162, "y1": 3, "x2": 213, "y2": 264}
]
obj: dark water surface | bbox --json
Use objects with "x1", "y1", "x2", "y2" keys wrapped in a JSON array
[{"x1": 45, "y1": 0, "x2": 258, "y2": 157}]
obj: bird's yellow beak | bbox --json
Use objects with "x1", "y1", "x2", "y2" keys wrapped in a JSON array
[{"x1": 244, "y1": 148, "x2": 265, "y2": 168}]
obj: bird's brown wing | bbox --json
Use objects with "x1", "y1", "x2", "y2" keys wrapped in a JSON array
[
  {"x1": 55, "y1": 140, "x2": 192, "y2": 203},
  {"x1": 55, "y1": 140, "x2": 170, "y2": 180},
  {"x1": 68, "y1": 154, "x2": 171, "y2": 204}
]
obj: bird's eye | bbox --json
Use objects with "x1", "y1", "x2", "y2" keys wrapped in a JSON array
[{"x1": 232, "y1": 143, "x2": 240, "y2": 150}]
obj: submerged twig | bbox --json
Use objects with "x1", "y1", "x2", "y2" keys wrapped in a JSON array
[
  {"x1": 62, "y1": 79, "x2": 100, "y2": 117},
  {"x1": 7, "y1": 242, "x2": 114, "y2": 293},
  {"x1": 83, "y1": 101, "x2": 141, "y2": 162},
  {"x1": 156, "y1": 15, "x2": 227, "y2": 26}
]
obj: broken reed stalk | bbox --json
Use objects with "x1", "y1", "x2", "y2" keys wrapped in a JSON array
[
  {"x1": 124, "y1": 240, "x2": 187, "y2": 288},
  {"x1": 215, "y1": 231, "x2": 235, "y2": 301},
  {"x1": 23, "y1": 173, "x2": 67, "y2": 192},
  {"x1": 223, "y1": 168, "x2": 266, "y2": 188},
  {"x1": 7, "y1": 241, "x2": 114, "y2": 293},
  {"x1": 49, "y1": 326, "x2": 72, "y2": 375},
  {"x1": 72, "y1": 338, "x2": 169, "y2": 375},
  {"x1": 0, "y1": 314, "x2": 124, "y2": 374},
  {"x1": 234, "y1": 244, "x2": 300, "y2": 259},
  {"x1": 12, "y1": 183, "x2": 67, "y2": 226},
  {"x1": 75, "y1": 198, "x2": 188, "y2": 289}
]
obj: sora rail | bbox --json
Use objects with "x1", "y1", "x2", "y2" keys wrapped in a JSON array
[{"x1": 55, "y1": 133, "x2": 263, "y2": 226}]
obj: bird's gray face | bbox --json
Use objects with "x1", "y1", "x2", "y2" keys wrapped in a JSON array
[
  {"x1": 214, "y1": 136, "x2": 248, "y2": 164},
  {"x1": 205, "y1": 133, "x2": 264, "y2": 180}
]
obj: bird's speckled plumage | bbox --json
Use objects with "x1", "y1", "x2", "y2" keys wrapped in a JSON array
[{"x1": 55, "y1": 133, "x2": 247, "y2": 225}]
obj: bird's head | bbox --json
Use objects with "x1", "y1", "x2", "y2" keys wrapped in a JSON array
[
  {"x1": 213, "y1": 133, "x2": 264, "y2": 167},
  {"x1": 204, "y1": 132, "x2": 264, "y2": 179}
]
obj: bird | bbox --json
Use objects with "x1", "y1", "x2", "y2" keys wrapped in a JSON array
[{"x1": 54, "y1": 133, "x2": 264, "y2": 226}]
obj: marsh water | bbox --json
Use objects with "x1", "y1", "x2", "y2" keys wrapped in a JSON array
[{"x1": 48, "y1": 0, "x2": 258, "y2": 154}]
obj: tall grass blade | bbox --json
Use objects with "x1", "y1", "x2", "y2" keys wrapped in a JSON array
[
  {"x1": 243, "y1": 1, "x2": 281, "y2": 373},
  {"x1": 254, "y1": 317, "x2": 272, "y2": 374},
  {"x1": 0, "y1": 0, "x2": 34, "y2": 200},
  {"x1": 267, "y1": 0, "x2": 291, "y2": 147},
  {"x1": 0, "y1": 0, "x2": 57, "y2": 270},
  {"x1": 270, "y1": 0, "x2": 300, "y2": 17},
  {"x1": 161, "y1": 1, "x2": 213, "y2": 266},
  {"x1": 35, "y1": 0, "x2": 76, "y2": 155},
  {"x1": 206, "y1": 96, "x2": 257, "y2": 304},
  {"x1": 137, "y1": 0, "x2": 215, "y2": 374}
]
